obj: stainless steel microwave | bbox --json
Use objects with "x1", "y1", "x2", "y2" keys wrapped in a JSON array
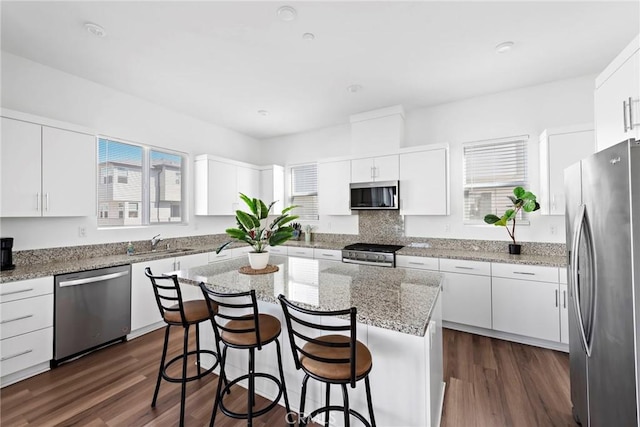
[{"x1": 349, "y1": 180, "x2": 399, "y2": 210}]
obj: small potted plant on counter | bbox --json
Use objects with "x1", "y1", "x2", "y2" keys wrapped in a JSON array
[
  {"x1": 217, "y1": 193, "x2": 298, "y2": 270},
  {"x1": 483, "y1": 186, "x2": 540, "y2": 254}
]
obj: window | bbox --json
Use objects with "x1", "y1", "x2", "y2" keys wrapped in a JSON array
[
  {"x1": 98, "y1": 138, "x2": 186, "y2": 227},
  {"x1": 290, "y1": 164, "x2": 319, "y2": 221},
  {"x1": 463, "y1": 136, "x2": 528, "y2": 223}
]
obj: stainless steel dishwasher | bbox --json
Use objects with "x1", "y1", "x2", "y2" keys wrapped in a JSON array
[{"x1": 53, "y1": 264, "x2": 131, "y2": 366}]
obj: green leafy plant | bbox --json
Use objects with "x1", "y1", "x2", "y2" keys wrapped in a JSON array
[
  {"x1": 216, "y1": 193, "x2": 299, "y2": 254},
  {"x1": 483, "y1": 186, "x2": 540, "y2": 245}
]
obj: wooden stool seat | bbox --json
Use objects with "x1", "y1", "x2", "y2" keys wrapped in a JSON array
[
  {"x1": 301, "y1": 335, "x2": 372, "y2": 381},
  {"x1": 222, "y1": 313, "x2": 281, "y2": 347},
  {"x1": 164, "y1": 300, "x2": 216, "y2": 324}
]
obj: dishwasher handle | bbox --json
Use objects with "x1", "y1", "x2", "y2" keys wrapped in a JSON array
[{"x1": 59, "y1": 271, "x2": 129, "y2": 287}]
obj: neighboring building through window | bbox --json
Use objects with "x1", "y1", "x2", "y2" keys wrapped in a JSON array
[
  {"x1": 97, "y1": 138, "x2": 186, "y2": 227},
  {"x1": 290, "y1": 163, "x2": 319, "y2": 221},
  {"x1": 463, "y1": 136, "x2": 528, "y2": 223}
]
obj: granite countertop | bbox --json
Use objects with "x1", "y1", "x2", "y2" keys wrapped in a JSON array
[
  {"x1": 176, "y1": 255, "x2": 442, "y2": 336},
  {"x1": 397, "y1": 247, "x2": 567, "y2": 267}
]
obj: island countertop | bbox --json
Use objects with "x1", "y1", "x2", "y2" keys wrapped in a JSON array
[{"x1": 176, "y1": 255, "x2": 442, "y2": 337}]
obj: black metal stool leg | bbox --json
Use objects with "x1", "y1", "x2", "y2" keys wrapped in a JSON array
[
  {"x1": 324, "y1": 383, "x2": 331, "y2": 427},
  {"x1": 152, "y1": 325, "x2": 171, "y2": 407},
  {"x1": 365, "y1": 376, "x2": 376, "y2": 427},
  {"x1": 179, "y1": 324, "x2": 190, "y2": 427},
  {"x1": 196, "y1": 322, "x2": 201, "y2": 375},
  {"x1": 299, "y1": 374, "x2": 310, "y2": 427},
  {"x1": 275, "y1": 339, "x2": 293, "y2": 426},
  {"x1": 341, "y1": 384, "x2": 351, "y2": 427},
  {"x1": 247, "y1": 347, "x2": 255, "y2": 427},
  {"x1": 210, "y1": 344, "x2": 228, "y2": 427}
]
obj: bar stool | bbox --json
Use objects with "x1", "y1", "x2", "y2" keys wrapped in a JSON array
[
  {"x1": 278, "y1": 294, "x2": 376, "y2": 427},
  {"x1": 199, "y1": 284, "x2": 292, "y2": 427},
  {"x1": 145, "y1": 267, "x2": 221, "y2": 427}
]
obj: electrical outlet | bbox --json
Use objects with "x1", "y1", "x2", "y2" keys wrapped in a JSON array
[
  {"x1": 444, "y1": 223, "x2": 451, "y2": 233},
  {"x1": 78, "y1": 226, "x2": 86, "y2": 238},
  {"x1": 550, "y1": 225, "x2": 557, "y2": 235}
]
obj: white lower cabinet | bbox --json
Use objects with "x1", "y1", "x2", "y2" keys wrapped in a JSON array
[
  {"x1": 491, "y1": 263, "x2": 562, "y2": 343},
  {"x1": 396, "y1": 255, "x2": 439, "y2": 271},
  {"x1": 439, "y1": 259, "x2": 492, "y2": 329},
  {"x1": 287, "y1": 247, "x2": 314, "y2": 259},
  {"x1": 312, "y1": 248, "x2": 342, "y2": 262},
  {"x1": 130, "y1": 257, "x2": 177, "y2": 334},
  {"x1": 0, "y1": 276, "x2": 54, "y2": 387}
]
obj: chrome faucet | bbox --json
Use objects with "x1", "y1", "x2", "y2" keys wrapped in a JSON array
[{"x1": 151, "y1": 234, "x2": 163, "y2": 251}]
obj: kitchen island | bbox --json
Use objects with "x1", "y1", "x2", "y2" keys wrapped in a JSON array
[{"x1": 176, "y1": 255, "x2": 444, "y2": 427}]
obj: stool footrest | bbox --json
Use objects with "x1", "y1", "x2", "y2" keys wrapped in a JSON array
[
  {"x1": 161, "y1": 349, "x2": 219, "y2": 383},
  {"x1": 219, "y1": 372, "x2": 285, "y2": 419},
  {"x1": 303, "y1": 406, "x2": 372, "y2": 427}
]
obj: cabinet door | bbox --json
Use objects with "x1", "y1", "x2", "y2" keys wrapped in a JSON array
[
  {"x1": 0, "y1": 118, "x2": 42, "y2": 217},
  {"x1": 492, "y1": 277, "x2": 560, "y2": 342},
  {"x1": 237, "y1": 165, "x2": 260, "y2": 202},
  {"x1": 400, "y1": 149, "x2": 448, "y2": 215},
  {"x1": 595, "y1": 48, "x2": 640, "y2": 151},
  {"x1": 131, "y1": 258, "x2": 176, "y2": 332},
  {"x1": 260, "y1": 165, "x2": 284, "y2": 213},
  {"x1": 210, "y1": 160, "x2": 237, "y2": 215},
  {"x1": 560, "y1": 283, "x2": 569, "y2": 344},
  {"x1": 175, "y1": 253, "x2": 209, "y2": 301},
  {"x1": 373, "y1": 154, "x2": 399, "y2": 181},
  {"x1": 441, "y1": 271, "x2": 492, "y2": 329},
  {"x1": 318, "y1": 160, "x2": 351, "y2": 215},
  {"x1": 41, "y1": 127, "x2": 96, "y2": 217},
  {"x1": 351, "y1": 157, "x2": 374, "y2": 182}
]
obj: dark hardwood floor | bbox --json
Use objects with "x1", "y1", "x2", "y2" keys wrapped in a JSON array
[{"x1": 1, "y1": 327, "x2": 578, "y2": 426}]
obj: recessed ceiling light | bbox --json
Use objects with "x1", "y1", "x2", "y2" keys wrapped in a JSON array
[
  {"x1": 257, "y1": 110, "x2": 270, "y2": 116},
  {"x1": 277, "y1": 5, "x2": 297, "y2": 22},
  {"x1": 495, "y1": 41, "x2": 514, "y2": 54},
  {"x1": 346, "y1": 84, "x2": 363, "y2": 93},
  {"x1": 302, "y1": 32, "x2": 315, "y2": 41},
  {"x1": 85, "y1": 22, "x2": 107, "y2": 38}
]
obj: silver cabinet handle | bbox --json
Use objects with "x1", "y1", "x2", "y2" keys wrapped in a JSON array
[
  {"x1": 59, "y1": 271, "x2": 129, "y2": 287},
  {"x1": 513, "y1": 271, "x2": 535, "y2": 276},
  {"x1": 629, "y1": 97, "x2": 635, "y2": 130},
  {"x1": 45, "y1": 193, "x2": 49, "y2": 211},
  {"x1": 36, "y1": 193, "x2": 40, "y2": 212},
  {"x1": 455, "y1": 266, "x2": 473, "y2": 270},
  {"x1": 176, "y1": 261, "x2": 181, "y2": 270},
  {"x1": 624, "y1": 99, "x2": 629, "y2": 132},
  {"x1": 0, "y1": 314, "x2": 34, "y2": 324},
  {"x1": 321, "y1": 253, "x2": 335, "y2": 257},
  {"x1": 1, "y1": 349, "x2": 32, "y2": 361},
  {"x1": 409, "y1": 261, "x2": 425, "y2": 265},
  {"x1": 563, "y1": 290, "x2": 567, "y2": 309},
  {"x1": 1, "y1": 288, "x2": 34, "y2": 296},
  {"x1": 555, "y1": 289, "x2": 559, "y2": 308}
]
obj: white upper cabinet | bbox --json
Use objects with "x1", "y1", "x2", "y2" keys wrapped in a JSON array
[
  {"x1": 539, "y1": 125, "x2": 595, "y2": 215},
  {"x1": 1, "y1": 117, "x2": 95, "y2": 217},
  {"x1": 399, "y1": 147, "x2": 449, "y2": 215},
  {"x1": 351, "y1": 154, "x2": 399, "y2": 183},
  {"x1": 194, "y1": 154, "x2": 281, "y2": 216},
  {"x1": 318, "y1": 159, "x2": 351, "y2": 215},
  {"x1": 595, "y1": 34, "x2": 640, "y2": 150},
  {"x1": 260, "y1": 165, "x2": 284, "y2": 213}
]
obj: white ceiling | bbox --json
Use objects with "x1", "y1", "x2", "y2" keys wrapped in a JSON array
[{"x1": 1, "y1": 1, "x2": 639, "y2": 140}]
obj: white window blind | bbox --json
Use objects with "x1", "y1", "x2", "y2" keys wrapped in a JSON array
[
  {"x1": 291, "y1": 164, "x2": 319, "y2": 220},
  {"x1": 463, "y1": 136, "x2": 528, "y2": 223}
]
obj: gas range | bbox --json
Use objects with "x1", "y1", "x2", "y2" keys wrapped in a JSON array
[{"x1": 341, "y1": 243, "x2": 404, "y2": 268}]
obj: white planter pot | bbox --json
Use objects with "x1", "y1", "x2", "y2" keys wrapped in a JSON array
[{"x1": 247, "y1": 251, "x2": 269, "y2": 270}]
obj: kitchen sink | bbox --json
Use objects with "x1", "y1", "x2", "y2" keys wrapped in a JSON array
[{"x1": 128, "y1": 248, "x2": 194, "y2": 257}]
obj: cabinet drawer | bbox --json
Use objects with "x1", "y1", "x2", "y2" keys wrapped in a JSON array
[
  {"x1": 439, "y1": 259, "x2": 490, "y2": 276},
  {"x1": 231, "y1": 246, "x2": 252, "y2": 258},
  {"x1": 0, "y1": 277, "x2": 53, "y2": 303},
  {"x1": 268, "y1": 246, "x2": 288, "y2": 255},
  {"x1": 208, "y1": 251, "x2": 233, "y2": 263},
  {"x1": 288, "y1": 247, "x2": 314, "y2": 258},
  {"x1": 396, "y1": 255, "x2": 439, "y2": 271},
  {"x1": 0, "y1": 294, "x2": 53, "y2": 340},
  {"x1": 1, "y1": 327, "x2": 53, "y2": 378},
  {"x1": 492, "y1": 263, "x2": 559, "y2": 283},
  {"x1": 313, "y1": 248, "x2": 342, "y2": 261},
  {"x1": 559, "y1": 267, "x2": 568, "y2": 284}
]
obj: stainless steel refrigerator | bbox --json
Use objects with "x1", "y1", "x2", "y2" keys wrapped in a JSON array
[{"x1": 565, "y1": 138, "x2": 639, "y2": 426}]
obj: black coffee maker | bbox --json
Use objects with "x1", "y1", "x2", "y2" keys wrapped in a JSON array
[{"x1": 1, "y1": 237, "x2": 15, "y2": 271}]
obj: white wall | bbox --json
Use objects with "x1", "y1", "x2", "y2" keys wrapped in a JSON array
[
  {"x1": 262, "y1": 75, "x2": 596, "y2": 243},
  {"x1": 0, "y1": 52, "x2": 261, "y2": 250}
]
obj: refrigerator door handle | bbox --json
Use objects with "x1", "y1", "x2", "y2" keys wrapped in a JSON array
[{"x1": 571, "y1": 204, "x2": 592, "y2": 357}]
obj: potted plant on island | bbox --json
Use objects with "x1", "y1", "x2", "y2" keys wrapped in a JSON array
[
  {"x1": 483, "y1": 186, "x2": 540, "y2": 254},
  {"x1": 216, "y1": 193, "x2": 298, "y2": 270}
]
